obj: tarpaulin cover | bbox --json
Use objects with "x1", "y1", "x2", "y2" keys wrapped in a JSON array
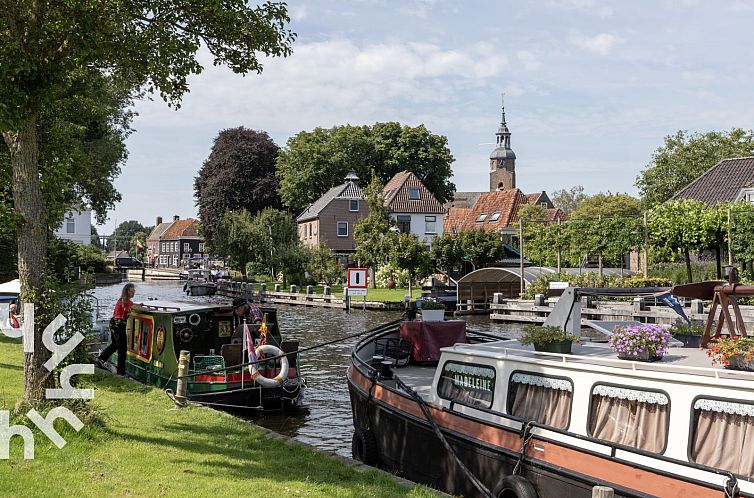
[{"x1": 399, "y1": 320, "x2": 467, "y2": 362}]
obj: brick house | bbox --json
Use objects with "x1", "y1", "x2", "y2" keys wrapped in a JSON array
[
  {"x1": 297, "y1": 172, "x2": 368, "y2": 255},
  {"x1": 146, "y1": 216, "x2": 172, "y2": 266},
  {"x1": 151, "y1": 216, "x2": 204, "y2": 268}
]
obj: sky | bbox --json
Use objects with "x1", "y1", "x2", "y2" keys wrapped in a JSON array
[{"x1": 99, "y1": 0, "x2": 754, "y2": 233}]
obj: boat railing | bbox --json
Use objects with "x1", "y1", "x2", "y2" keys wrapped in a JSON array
[{"x1": 454, "y1": 344, "x2": 754, "y2": 382}]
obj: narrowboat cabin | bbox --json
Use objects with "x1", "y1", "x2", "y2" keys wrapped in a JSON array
[
  {"x1": 110, "y1": 300, "x2": 304, "y2": 411},
  {"x1": 348, "y1": 320, "x2": 754, "y2": 497}
]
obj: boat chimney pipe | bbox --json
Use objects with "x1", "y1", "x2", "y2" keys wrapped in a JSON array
[{"x1": 174, "y1": 350, "x2": 191, "y2": 407}]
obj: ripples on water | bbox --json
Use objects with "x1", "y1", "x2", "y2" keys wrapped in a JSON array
[{"x1": 92, "y1": 280, "x2": 523, "y2": 457}]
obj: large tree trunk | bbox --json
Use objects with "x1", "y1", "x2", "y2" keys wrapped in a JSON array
[
  {"x1": 4, "y1": 113, "x2": 51, "y2": 406},
  {"x1": 683, "y1": 247, "x2": 693, "y2": 283}
]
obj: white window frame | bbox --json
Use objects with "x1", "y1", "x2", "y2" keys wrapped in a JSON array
[
  {"x1": 183, "y1": 242, "x2": 189, "y2": 252},
  {"x1": 425, "y1": 215, "x2": 436, "y2": 234},
  {"x1": 65, "y1": 218, "x2": 75, "y2": 234},
  {"x1": 476, "y1": 213, "x2": 487, "y2": 223},
  {"x1": 337, "y1": 221, "x2": 348, "y2": 237},
  {"x1": 349, "y1": 199, "x2": 359, "y2": 212},
  {"x1": 489, "y1": 212, "x2": 501, "y2": 222},
  {"x1": 199, "y1": 243, "x2": 204, "y2": 252}
]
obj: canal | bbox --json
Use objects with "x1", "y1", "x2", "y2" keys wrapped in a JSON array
[{"x1": 92, "y1": 280, "x2": 522, "y2": 457}]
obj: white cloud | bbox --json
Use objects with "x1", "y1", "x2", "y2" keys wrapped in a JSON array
[
  {"x1": 290, "y1": 5, "x2": 308, "y2": 22},
  {"x1": 516, "y1": 50, "x2": 542, "y2": 71},
  {"x1": 569, "y1": 32, "x2": 624, "y2": 55}
]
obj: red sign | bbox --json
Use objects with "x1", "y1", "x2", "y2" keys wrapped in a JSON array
[{"x1": 348, "y1": 268, "x2": 368, "y2": 289}]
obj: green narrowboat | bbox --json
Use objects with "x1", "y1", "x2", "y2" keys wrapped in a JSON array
[{"x1": 111, "y1": 300, "x2": 304, "y2": 411}]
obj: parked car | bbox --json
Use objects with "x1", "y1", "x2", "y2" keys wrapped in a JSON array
[{"x1": 115, "y1": 256, "x2": 143, "y2": 268}]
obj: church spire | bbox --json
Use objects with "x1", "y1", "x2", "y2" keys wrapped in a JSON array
[
  {"x1": 496, "y1": 92, "x2": 512, "y2": 149},
  {"x1": 489, "y1": 92, "x2": 516, "y2": 192}
]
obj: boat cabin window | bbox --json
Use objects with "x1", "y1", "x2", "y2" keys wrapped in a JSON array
[
  {"x1": 437, "y1": 361, "x2": 495, "y2": 409},
  {"x1": 588, "y1": 384, "x2": 669, "y2": 453},
  {"x1": 690, "y1": 397, "x2": 754, "y2": 478},
  {"x1": 128, "y1": 315, "x2": 154, "y2": 362},
  {"x1": 507, "y1": 372, "x2": 572, "y2": 429}
]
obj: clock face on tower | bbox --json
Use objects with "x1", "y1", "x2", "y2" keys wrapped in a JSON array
[{"x1": 498, "y1": 159, "x2": 506, "y2": 168}]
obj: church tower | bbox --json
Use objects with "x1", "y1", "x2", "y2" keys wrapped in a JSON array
[{"x1": 489, "y1": 96, "x2": 516, "y2": 192}]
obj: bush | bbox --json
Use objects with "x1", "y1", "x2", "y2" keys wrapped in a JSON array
[
  {"x1": 419, "y1": 299, "x2": 446, "y2": 310},
  {"x1": 669, "y1": 319, "x2": 705, "y2": 336},
  {"x1": 519, "y1": 324, "x2": 576, "y2": 346},
  {"x1": 522, "y1": 272, "x2": 666, "y2": 299},
  {"x1": 706, "y1": 337, "x2": 754, "y2": 368},
  {"x1": 375, "y1": 264, "x2": 408, "y2": 288}
]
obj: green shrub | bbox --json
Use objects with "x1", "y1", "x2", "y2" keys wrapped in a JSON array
[
  {"x1": 420, "y1": 299, "x2": 446, "y2": 310},
  {"x1": 519, "y1": 324, "x2": 576, "y2": 346},
  {"x1": 669, "y1": 319, "x2": 705, "y2": 336},
  {"x1": 375, "y1": 264, "x2": 408, "y2": 288}
]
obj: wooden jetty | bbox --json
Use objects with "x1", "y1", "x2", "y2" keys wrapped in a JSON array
[{"x1": 216, "y1": 281, "x2": 406, "y2": 311}]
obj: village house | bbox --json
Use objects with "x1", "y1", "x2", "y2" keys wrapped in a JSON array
[
  {"x1": 382, "y1": 171, "x2": 445, "y2": 248},
  {"x1": 296, "y1": 172, "x2": 368, "y2": 257},
  {"x1": 148, "y1": 216, "x2": 204, "y2": 268},
  {"x1": 672, "y1": 156, "x2": 754, "y2": 205},
  {"x1": 54, "y1": 207, "x2": 92, "y2": 246}
]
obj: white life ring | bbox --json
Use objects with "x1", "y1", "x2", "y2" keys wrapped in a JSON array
[{"x1": 248, "y1": 344, "x2": 289, "y2": 387}]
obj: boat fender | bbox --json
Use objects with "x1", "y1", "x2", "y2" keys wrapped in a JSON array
[
  {"x1": 351, "y1": 428, "x2": 378, "y2": 466},
  {"x1": 493, "y1": 475, "x2": 538, "y2": 498},
  {"x1": 248, "y1": 344, "x2": 289, "y2": 388},
  {"x1": 188, "y1": 313, "x2": 201, "y2": 326}
]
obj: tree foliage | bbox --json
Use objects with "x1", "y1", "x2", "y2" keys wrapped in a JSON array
[
  {"x1": 430, "y1": 233, "x2": 464, "y2": 272},
  {"x1": 550, "y1": 185, "x2": 587, "y2": 214},
  {"x1": 0, "y1": 0, "x2": 295, "y2": 403},
  {"x1": 458, "y1": 230, "x2": 505, "y2": 269},
  {"x1": 108, "y1": 220, "x2": 146, "y2": 252},
  {"x1": 195, "y1": 127, "x2": 282, "y2": 249},
  {"x1": 306, "y1": 242, "x2": 342, "y2": 285},
  {"x1": 390, "y1": 233, "x2": 431, "y2": 294},
  {"x1": 636, "y1": 129, "x2": 754, "y2": 207},
  {"x1": 277, "y1": 122, "x2": 455, "y2": 213}
]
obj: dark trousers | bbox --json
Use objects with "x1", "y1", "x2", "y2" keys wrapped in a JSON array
[{"x1": 99, "y1": 320, "x2": 127, "y2": 375}]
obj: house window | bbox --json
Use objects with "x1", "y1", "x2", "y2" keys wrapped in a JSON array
[
  {"x1": 690, "y1": 397, "x2": 754, "y2": 478},
  {"x1": 408, "y1": 188, "x2": 420, "y2": 200},
  {"x1": 437, "y1": 361, "x2": 495, "y2": 409},
  {"x1": 541, "y1": 202, "x2": 548, "y2": 208},
  {"x1": 507, "y1": 372, "x2": 572, "y2": 429},
  {"x1": 349, "y1": 199, "x2": 359, "y2": 212},
  {"x1": 425, "y1": 216, "x2": 436, "y2": 234},
  {"x1": 476, "y1": 213, "x2": 487, "y2": 223},
  {"x1": 183, "y1": 243, "x2": 189, "y2": 252},
  {"x1": 65, "y1": 218, "x2": 75, "y2": 234},
  {"x1": 489, "y1": 212, "x2": 501, "y2": 223},
  {"x1": 397, "y1": 215, "x2": 411, "y2": 233},
  {"x1": 199, "y1": 243, "x2": 204, "y2": 252},
  {"x1": 588, "y1": 384, "x2": 669, "y2": 453},
  {"x1": 337, "y1": 221, "x2": 348, "y2": 237}
]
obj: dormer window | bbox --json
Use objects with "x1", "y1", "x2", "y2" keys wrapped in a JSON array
[
  {"x1": 349, "y1": 199, "x2": 359, "y2": 212},
  {"x1": 476, "y1": 213, "x2": 487, "y2": 223},
  {"x1": 489, "y1": 212, "x2": 501, "y2": 223},
  {"x1": 408, "y1": 188, "x2": 420, "y2": 200}
]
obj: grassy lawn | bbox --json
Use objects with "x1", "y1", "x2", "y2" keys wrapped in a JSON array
[
  {"x1": 310, "y1": 285, "x2": 424, "y2": 301},
  {"x1": 0, "y1": 336, "x2": 435, "y2": 497}
]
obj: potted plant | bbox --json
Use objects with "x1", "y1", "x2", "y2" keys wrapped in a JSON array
[
  {"x1": 706, "y1": 336, "x2": 754, "y2": 371},
  {"x1": 420, "y1": 299, "x2": 446, "y2": 321},
  {"x1": 520, "y1": 324, "x2": 577, "y2": 354},
  {"x1": 608, "y1": 324, "x2": 671, "y2": 362},
  {"x1": 669, "y1": 319, "x2": 705, "y2": 348}
]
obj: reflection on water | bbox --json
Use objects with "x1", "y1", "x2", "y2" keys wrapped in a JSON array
[{"x1": 91, "y1": 279, "x2": 522, "y2": 457}]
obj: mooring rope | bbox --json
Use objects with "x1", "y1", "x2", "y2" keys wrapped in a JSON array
[{"x1": 393, "y1": 376, "x2": 495, "y2": 498}]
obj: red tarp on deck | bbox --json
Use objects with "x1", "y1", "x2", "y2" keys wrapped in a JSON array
[{"x1": 399, "y1": 320, "x2": 467, "y2": 362}]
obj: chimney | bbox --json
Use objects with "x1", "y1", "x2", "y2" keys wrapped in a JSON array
[
  {"x1": 173, "y1": 215, "x2": 179, "y2": 222},
  {"x1": 344, "y1": 171, "x2": 359, "y2": 185},
  {"x1": 156, "y1": 216, "x2": 163, "y2": 225}
]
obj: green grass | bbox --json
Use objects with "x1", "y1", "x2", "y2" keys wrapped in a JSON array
[
  {"x1": 0, "y1": 336, "x2": 436, "y2": 497},
  {"x1": 310, "y1": 285, "x2": 424, "y2": 302}
]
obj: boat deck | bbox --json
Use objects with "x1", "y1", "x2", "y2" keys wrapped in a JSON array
[{"x1": 393, "y1": 365, "x2": 437, "y2": 401}]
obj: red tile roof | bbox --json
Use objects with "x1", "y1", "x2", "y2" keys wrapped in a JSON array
[
  {"x1": 526, "y1": 193, "x2": 542, "y2": 204},
  {"x1": 458, "y1": 189, "x2": 527, "y2": 232},
  {"x1": 546, "y1": 208, "x2": 567, "y2": 222},
  {"x1": 162, "y1": 219, "x2": 200, "y2": 240},
  {"x1": 444, "y1": 207, "x2": 471, "y2": 234}
]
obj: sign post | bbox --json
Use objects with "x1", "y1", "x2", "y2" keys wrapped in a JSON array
[{"x1": 347, "y1": 269, "x2": 368, "y2": 311}]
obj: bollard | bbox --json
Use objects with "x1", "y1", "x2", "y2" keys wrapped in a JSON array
[
  {"x1": 691, "y1": 298, "x2": 704, "y2": 315},
  {"x1": 306, "y1": 285, "x2": 313, "y2": 295},
  {"x1": 632, "y1": 297, "x2": 646, "y2": 312},
  {"x1": 274, "y1": 283, "x2": 281, "y2": 292},
  {"x1": 323, "y1": 285, "x2": 331, "y2": 295},
  {"x1": 174, "y1": 350, "x2": 191, "y2": 408},
  {"x1": 493, "y1": 292, "x2": 504, "y2": 305},
  {"x1": 290, "y1": 285, "x2": 297, "y2": 294},
  {"x1": 260, "y1": 283, "x2": 267, "y2": 293},
  {"x1": 592, "y1": 486, "x2": 614, "y2": 498},
  {"x1": 248, "y1": 282, "x2": 255, "y2": 292},
  {"x1": 534, "y1": 293, "x2": 545, "y2": 306}
]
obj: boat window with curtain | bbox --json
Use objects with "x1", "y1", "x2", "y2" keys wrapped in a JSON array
[
  {"x1": 437, "y1": 361, "x2": 496, "y2": 409},
  {"x1": 691, "y1": 398, "x2": 754, "y2": 478},
  {"x1": 507, "y1": 372, "x2": 572, "y2": 429},
  {"x1": 588, "y1": 385, "x2": 668, "y2": 453}
]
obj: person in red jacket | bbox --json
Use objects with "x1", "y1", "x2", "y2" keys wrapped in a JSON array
[{"x1": 97, "y1": 283, "x2": 137, "y2": 375}]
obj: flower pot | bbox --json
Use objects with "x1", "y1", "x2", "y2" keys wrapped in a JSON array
[
  {"x1": 420, "y1": 309, "x2": 445, "y2": 321},
  {"x1": 533, "y1": 340, "x2": 573, "y2": 354},
  {"x1": 618, "y1": 350, "x2": 662, "y2": 362},
  {"x1": 673, "y1": 333, "x2": 702, "y2": 348},
  {"x1": 724, "y1": 355, "x2": 754, "y2": 371}
]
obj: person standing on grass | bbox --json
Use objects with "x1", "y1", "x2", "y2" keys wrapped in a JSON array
[{"x1": 98, "y1": 283, "x2": 138, "y2": 375}]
